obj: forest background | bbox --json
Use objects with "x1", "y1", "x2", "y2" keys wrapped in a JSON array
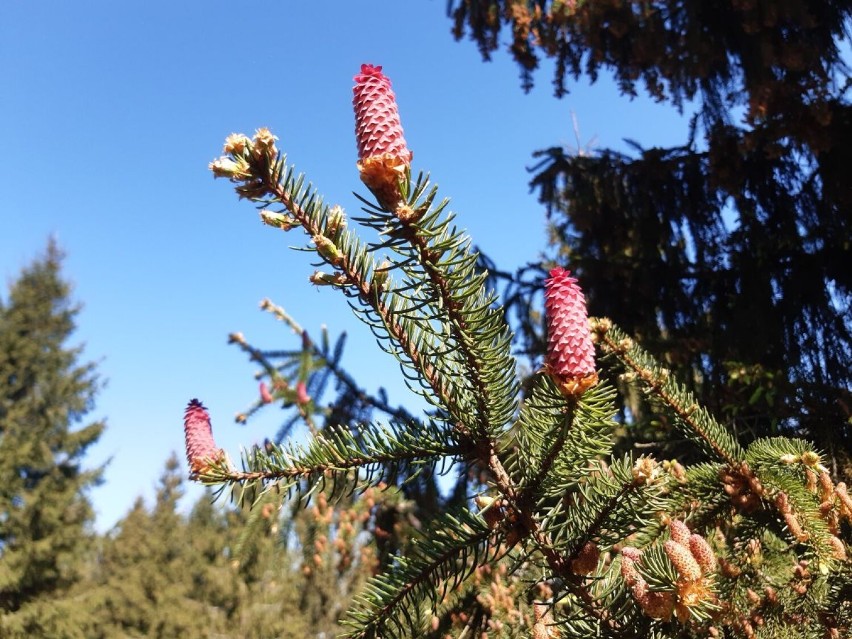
[{"x1": 2, "y1": 0, "x2": 849, "y2": 637}]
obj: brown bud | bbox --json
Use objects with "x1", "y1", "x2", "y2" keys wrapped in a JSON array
[
  {"x1": 836, "y1": 483, "x2": 852, "y2": 518},
  {"x1": 804, "y1": 468, "x2": 818, "y2": 493},
  {"x1": 532, "y1": 603, "x2": 556, "y2": 639},
  {"x1": 775, "y1": 491, "x2": 791, "y2": 515},
  {"x1": 571, "y1": 541, "x2": 600, "y2": 576},
  {"x1": 719, "y1": 557, "x2": 742, "y2": 578},
  {"x1": 819, "y1": 471, "x2": 835, "y2": 503},
  {"x1": 620, "y1": 553, "x2": 642, "y2": 587},
  {"x1": 621, "y1": 546, "x2": 643, "y2": 562},
  {"x1": 746, "y1": 474, "x2": 764, "y2": 496}
]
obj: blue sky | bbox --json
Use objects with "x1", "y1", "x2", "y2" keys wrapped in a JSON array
[{"x1": 1, "y1": 1, "x2": 692, "y2": 531}]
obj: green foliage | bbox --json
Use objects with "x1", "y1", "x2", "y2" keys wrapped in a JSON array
[
  {"x1": 78, "y1": 456, "x2": 316, "y2": 639},
  {"x1": 201, "y1": 128, "x2": 852, "y2": 638},
  {"x1": 0, "y1": 240, "x2": 105, "y2": 638}
]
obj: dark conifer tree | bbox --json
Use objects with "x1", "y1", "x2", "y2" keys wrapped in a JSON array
[
  {"x1": 0, "y1": 240, "x2": 105, "y2": 638},
  {"x1": 448, "y1": 0, "x2": 852, "y2": 474}
]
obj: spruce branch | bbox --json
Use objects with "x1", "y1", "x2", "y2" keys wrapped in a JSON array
[
  {"x1": 210, "y1": 420, "x2": 465, "y2": 504},
  {"x1": 211, "y1": 133, "x2": 482, "y2": 440},
  {"x1": 356, "y1": 174, "x2": 519, "y2": 440},
  {"x1": 512, "y1": 374, "x2": 617, "y2": 497},
  {"x1": 194, "y1": 64, "x2": 852, "y2": 639},
  {"x1": 340, "y1": 509, "x2": 498, "y2": 639},
  {"x1": 591, "y1": 318, "x2": 745, "y2": 465}
]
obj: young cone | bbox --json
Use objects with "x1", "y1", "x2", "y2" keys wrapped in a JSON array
[
  {"x1": 183, "y1": 399, "x2": 225, "y2": 477},
  {"x1": 352, "y1": 63, "x2": 412, "y2": 210},
  {"x1": 544, "y1": 268, "x2": 598, "y2": 397}
]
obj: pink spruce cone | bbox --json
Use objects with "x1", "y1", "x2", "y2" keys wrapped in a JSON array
[
  {"x1": 259, "y1": 381, "x2": 273, "y2": 404},
  {"x1": 296, "y1": 381, "x2": 311, "y2": 405},
  {"x1": 352, "y1": 64, "x2": 412, "y2": 210},
  {"x1": 183, "y1": 399, "x2": 224, "y2": 477},
  {"x1": 544, "y1": 267, "x2": 598, "y2": 397},
  {"x1": 353, "y1": 64, "x2": 412, "y2": 163}
]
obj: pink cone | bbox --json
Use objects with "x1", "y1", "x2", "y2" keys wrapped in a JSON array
[
  {"x1": 183, "y1": 399, "x2": 223, "y2": 475},
  {"x1": 296, "y1": 381, "x2": 311, "y2": 405},
  {"x1": 544, "y1": 267, "x2": 597, "y2": 397},
  {"x1": 352, "y1": 64, "x2": 412, "y2": 164},
  {"x1": 259, "y1": 381, "x2": 273, "y2": 404}
]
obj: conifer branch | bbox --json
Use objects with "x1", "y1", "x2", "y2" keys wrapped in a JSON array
[
  {"x1": 341, "y1": 510, "x2": 497, "y2": 638},
  {"x1": 591, "y1": 319, "x2": 744, "y2": 465},
  {"x1": 213, "y1": 134, "x2": 481, "y2": 440},
  {"x1": 512, "y1": 375, "x2": 617, "y2": 497},
  {"x1": 209, "y1": 420, "x2": 464, "y2": 501},
  {"x1": 193, "y1": 62, "x2": 852, "y2": 638},
  {"x1": 364, "y1": 176, "x2": 518, "y2": 438}
]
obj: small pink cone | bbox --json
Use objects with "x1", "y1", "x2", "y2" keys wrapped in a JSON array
[
  {"x1": 259, "y1": 381, "x2": 273, "y2": 404},
  {"x1": 352, "y1": 64, "x2": 412, "y2": 210},
  {"x1": 183, "y1": 399, "x2": 224, "y2": 477},
  {"x1": 544, "y1": 267, "x2": 598, "y2": 397},
  {"x1": 353, "y1": 64, "x2": 412, "y2": 164},
  {"x1": 296, "y1": 381, "x2": 311, "y2": 405}
]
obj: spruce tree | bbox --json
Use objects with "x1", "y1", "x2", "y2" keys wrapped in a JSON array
[
  {"x1": 84, "y1": 455, "x2": 311, "y2": 638},
  {"x1": 0, "y1": 240, "x2": 105, "y2": 638},
  {"x1": 189, "y1": 64, "x2": 852, "y2": 638},
  {"x1": 447, "y1": 0, "x2": 852, "y2": 474}
]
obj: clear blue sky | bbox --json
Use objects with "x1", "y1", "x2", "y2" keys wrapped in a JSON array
[{"x1": 1, "y1": 1, "x2": 691, "y2": 531}]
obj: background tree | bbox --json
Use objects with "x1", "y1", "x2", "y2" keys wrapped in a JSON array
[
  {"x1": 0, "y1": 240, "x2": 105, "y2": 638},
  {"x1": 448, "y1": 0, "x2": 852, "y2": 476},
  {"x1": 82, "y1": 455, "x2": 312, "y2": 638}
]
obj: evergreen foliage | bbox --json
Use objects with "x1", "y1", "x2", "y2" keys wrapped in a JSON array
[
  {"x1": 79, "y1": 456, "x2": 315, "y2": 638},
  {"x1": 0, "y1": 241, "x2": 105, "y2": 638},
  {"x1": 199, "y1": 65, "x2": 852, "y2": 636},
  {"x1": 447, "y1": 0, "x2": 852, "y2": 475}
]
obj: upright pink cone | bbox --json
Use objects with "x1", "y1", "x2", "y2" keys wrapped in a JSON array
[
  {"x1": 544, "y1": 267, "x2": 598, "y2": 397},
  {"x1": 352, "y1": 64, "x2": 412, "y2": 210},
  {"x1": 259, "y1": 381, "x2": 273, "y2": 404},
  {"x1": 296, "y1": 381, "x2": 311, "y2": 406},
  {"x1": 183, "y1": 399, "x2": 224, "y2": 477}
]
